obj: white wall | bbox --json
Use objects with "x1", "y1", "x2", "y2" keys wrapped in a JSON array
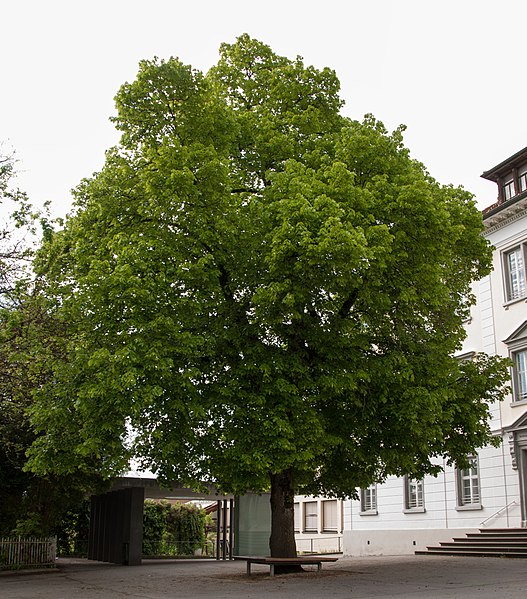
[
  {"x1": 342, "y1": 442, "x2": 522, "y2": 556},
  {"x1": 339, "y1": 200, "x2": 527, "y2": 556}
]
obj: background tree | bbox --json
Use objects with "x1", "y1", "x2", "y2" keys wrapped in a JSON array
[
  {"x1": 28, "y1": 36, "x2": 510, "y2": 559},
  {"x1": 0, "y1": 148, "x2": 104, "y2": 536},
  {"x1": 142, "y1": 500, "x2": 208, "y2": 557},
  {"x1": 0, "y1": 294, "x2": 105, "y2": 536},
  {"x1": 0, "y1": 149, "x2": 36, "y2": 305}
]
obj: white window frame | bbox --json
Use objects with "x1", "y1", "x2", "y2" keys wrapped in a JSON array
[
  {"x1": 303, "y1": 501, "x2": 318, "y2": 532},
  {"x1": 502, "y1": 244, "x2": 527, "y2": 302},
  {"x1": 321, "y1": 499, "x2": 339, "y2": 532},
  {"x1": 504, "y1": 322, "x2": 527, "y2": 405},
  {"x1": 519, "y1": 171, "x2": 527, "y2": 193},
  {"x1": 503, "y1": 179, "x2": 515, "y2": 200},
  {"x1": 456, "y1": 456, "x2": 481, "y2": 510},
  {"x1": 360, "y1": 485, "x2": 377, "y2": 515},
  {"x1": 294, "y1": 502, "x2": 300, "y2": 532},
  {"x1": 404, "y1": 477, "x2": 425, "y2": 512},
  {"x1": 512, "y1": 348, "x2": 527, "y2": 403}
]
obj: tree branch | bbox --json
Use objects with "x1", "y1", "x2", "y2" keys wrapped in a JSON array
[{"x1": 338, "y1": 289, "x2": 359, "y2": 319}]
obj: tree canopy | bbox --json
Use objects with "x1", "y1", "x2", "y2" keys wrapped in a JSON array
[{"x1": 27, "y1": 35, "x2": 509, "y2": 556}]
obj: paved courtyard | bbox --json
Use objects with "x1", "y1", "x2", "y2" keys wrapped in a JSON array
[{"x1": 2, "y1": 554, "x2": 527, "y2": 599}]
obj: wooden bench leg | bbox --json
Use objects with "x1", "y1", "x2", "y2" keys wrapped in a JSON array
[
  {"x1": 270, "y1": 564, "x2": 275, "y2": 577},
  {"x1": 247, "y1": 561, "x2": 251, "y2": 576},
  {"x1": 317, "y1": 562, "x2": 322, "y2": 572}
]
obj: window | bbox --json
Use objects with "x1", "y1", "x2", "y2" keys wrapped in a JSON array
[
  {"x1": 519, "y1": 172, "x2": 527, "y2": 193},
  {"x1": 503, "y1": 180, "x2": 515, "y2": 200},
  {"x1": 404, "y1": 477, "x2": 424, "y2": 511},
  {"x1": 303, "y1": 501, "x2": 318, "y2": 532},
  {"x1": 457, "y1": 456, "x2": 481, "y2": 508},
  {"x1": 504, "y1": 322, "x2": 527, "y2": 404},
  {"x1": 503, "y1": 245, "x2": 526, "y2": 301},
  {"x1": 294, "y1": 502, "x2": 300, "y2": 532},
  {"x1": 322, "y1": 500, "x2": 338, "y2": 532},
  {"x1": 360, "y1": 485, "x2": 377, "y2": 514},
  {"x1": 512, "y1": 349, "x2": 527, "y2": 403}
]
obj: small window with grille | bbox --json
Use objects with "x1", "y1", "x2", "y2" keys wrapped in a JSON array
[
  {"x1": 360, "y1": 485, "x2": 377, "y2": 514},
  {"x1": 456, "y1": 456, "x2": 481, "y2": 508},
  {"x1": 322, "y1": 500, "x2": 338, "y2": 532},
  {"x1": 503, "y1": 244, "x2": 527, "y2": 302},
  {"x1": 303, "y1": 501, "x2": 318, "y2": 532},
  {"x1": 404, "y1": 477, "x2": 424, "y2": 512}
]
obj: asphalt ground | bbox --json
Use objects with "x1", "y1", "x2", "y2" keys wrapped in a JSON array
[{"x1": 1, "y1": 554, "x2": 527, "y2": 599}]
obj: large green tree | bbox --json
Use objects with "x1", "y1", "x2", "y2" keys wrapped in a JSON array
[{"x1": 28, "y1": 35, "x2": 509, "y2": 557}]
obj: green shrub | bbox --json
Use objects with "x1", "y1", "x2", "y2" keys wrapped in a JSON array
[{"x1": 142, "y1": 500, "x2": 208, "y2": 556}]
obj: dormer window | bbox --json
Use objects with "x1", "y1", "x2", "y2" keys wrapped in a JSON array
[
  {"x1": 503, "y1": 179, "x2": 515, "y2": 200},
  {"x1": 481, "y1": 146, "x2": 527, "y2": 220}
]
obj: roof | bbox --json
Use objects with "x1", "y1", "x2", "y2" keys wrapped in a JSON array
[
  {"x1": 481, "y1": 146, "x2": 527, "y2": 182},
  {"x1": 481, "y1": 146, "x2": 527, "y2": 224}
]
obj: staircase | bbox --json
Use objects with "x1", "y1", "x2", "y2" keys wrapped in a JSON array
[{"x1": 415, "y1": 528, "x2": 527, "y2": 558}]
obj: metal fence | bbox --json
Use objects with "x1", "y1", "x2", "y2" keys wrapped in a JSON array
[
  {"x1": 295, "y1": 535, "x2": 342, "y2": 555},
  {"x1": 0, "y1": 537, "x2": 57, "y2": 570},
  {"x1": 142, "y1": 533, "x2": 216, "y2": 558}
]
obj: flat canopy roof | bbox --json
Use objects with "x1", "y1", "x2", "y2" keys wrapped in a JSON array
[{"x1": 110, "y1": 474, "x2": 234, "y2": 501}]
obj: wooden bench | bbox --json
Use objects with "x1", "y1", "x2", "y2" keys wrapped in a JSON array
[{"x1": 234, "y1": 555, "x2": 338, "y2": 576}]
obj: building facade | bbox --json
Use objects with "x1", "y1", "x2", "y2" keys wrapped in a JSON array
[
  {"x1": 293, "y1": 496, "x2": 344, "y2": 554},
  {"x1": 339, "y1": 147, "x2": 527, "y2": 556}
]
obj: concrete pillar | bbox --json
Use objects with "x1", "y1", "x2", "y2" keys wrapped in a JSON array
[
  {"x1": 87, "y1": 487, "x2": 145, "y2": 565},
  {"x1": 123, "y1": 487, "x2": 144, "y2": 565}
]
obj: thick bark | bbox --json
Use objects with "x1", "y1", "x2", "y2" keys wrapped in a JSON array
[{"x1": 269, "y1": 469, "x2": 302, "y2": 572}]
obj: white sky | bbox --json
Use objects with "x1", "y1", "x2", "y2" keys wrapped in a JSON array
[{"x1": 2, "y1": 0, "x2": 526, "y2": 220}]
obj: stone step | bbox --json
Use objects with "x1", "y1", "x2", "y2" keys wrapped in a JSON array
[
  {"x1": 450, "y1": 538, "x2": 527, "y2": 545},
  {"x1": 416, "y1": 528, "x2": 527, "y2": 558},
  {"x1": 436, "y1": 543, "x2": 527, "y2": 552},
  {"x1": 466, "y1": 535, "x2": 527, "y2": 540},
  {"x1": 416, "y1": 549, "x2": 527, "y2": 558},
  {"x1": 475, "y1": 528, "x2": 527, "y2": 535}
]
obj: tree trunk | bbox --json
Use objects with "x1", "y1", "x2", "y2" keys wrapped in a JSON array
[{"x1": 269, "y1": 469, "x2": 302, "y2": 572}]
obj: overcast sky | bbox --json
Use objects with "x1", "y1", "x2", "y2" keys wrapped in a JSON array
[{"x1": 2, "y1": 0, "x2": 526, "y2": 220}]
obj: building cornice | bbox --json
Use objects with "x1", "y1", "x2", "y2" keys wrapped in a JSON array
[{"x1": 483, "y1": 196, "x2": 527, "y2": 234}]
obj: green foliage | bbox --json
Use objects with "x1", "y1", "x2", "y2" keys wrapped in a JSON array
[
  {"x1": 142, "y1": 500, "x2": 207, "y2": 556},
  {"x1": 0, "y1": 149, "x2": 52, "y2": 307},
  {"x1": 54, "y1": 499, "x2": 91, "y2": 556},
  {"x1": 0, "y1": 149, "x2": 105, "y2": 535},
  {"x1": 0, "y1": 290, "x2": 106, "y2": 537},
  {"x1": 26, "y1": 35, "x2": 509, "y2": 508}
]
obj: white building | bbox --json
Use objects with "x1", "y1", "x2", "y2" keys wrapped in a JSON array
[
  {"x1": 338, "y1": 147, "x2": 527, "y2": 556},
  {"x1": 293, "y1": 496, "x2": 344, "y2": 554}
]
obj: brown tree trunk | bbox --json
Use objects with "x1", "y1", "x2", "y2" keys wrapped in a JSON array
[{"x1": 269, "y1": 469, "x2": 302, "y2": 572}]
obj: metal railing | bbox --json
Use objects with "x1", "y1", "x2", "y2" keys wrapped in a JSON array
[
  {"x1": 295, "y1": 535, "x2": 342, "y2": 554},
  {"x1": 142, "y1": 534, "x2": 216, "y2": 558},
  {"x1": 0, "y1": 537, "x2": 57, "y2": 570},
  {"x1": 480, "y1": 500, "x2": 518, "y2": 527}
]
